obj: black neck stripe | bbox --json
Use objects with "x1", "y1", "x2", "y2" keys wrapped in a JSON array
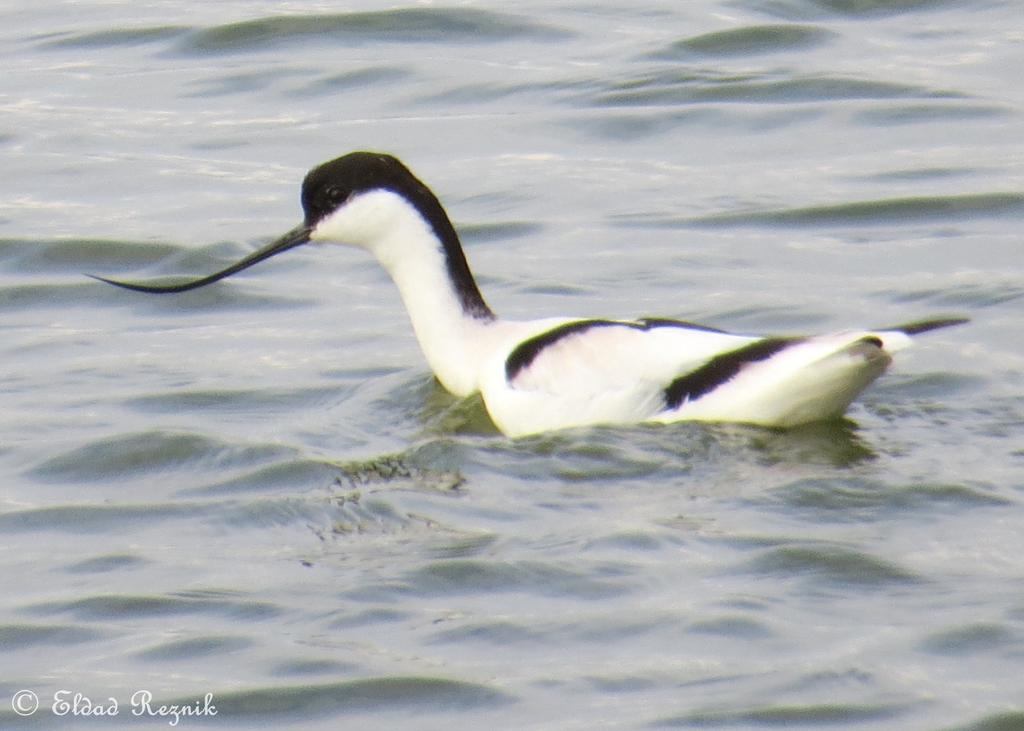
[{"x1": 401, "y1": 182, "x2": 495, "y2": 321}]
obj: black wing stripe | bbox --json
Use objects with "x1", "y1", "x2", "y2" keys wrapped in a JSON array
[
  {"x1": 505, "y1": 320, "x2": 620, "y2": 382},
  {"x1": 635, "y1": 317, "x2": 728, "y2": 334},
  {"x1": 504, "y1": 317, "x2": 730, "y2": 383},
  {"x1": 663, "y1": 337, "x2": 800, "y2": 409}
]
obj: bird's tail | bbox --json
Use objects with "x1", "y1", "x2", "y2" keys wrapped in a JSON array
[{"x1": 870, "y1": 316, "x2": 969, "y2": 354}]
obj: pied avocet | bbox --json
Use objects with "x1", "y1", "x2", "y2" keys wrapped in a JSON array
[{"x1": 93, "y1": 152, "x2": 966, "y2": 437}]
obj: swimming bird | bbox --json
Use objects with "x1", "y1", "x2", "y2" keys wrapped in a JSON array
[{"x1": 93, "y1": 151, "x2": 966, "y2": 437}]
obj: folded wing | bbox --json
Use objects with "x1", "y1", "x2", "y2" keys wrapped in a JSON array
[{"x1": 480, "y1": 316, "x2": 966, "y2": 436}]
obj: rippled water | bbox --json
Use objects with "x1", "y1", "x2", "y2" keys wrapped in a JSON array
[{"x1": 3, "y1": 1, "x2": 1024, "y2": 729}]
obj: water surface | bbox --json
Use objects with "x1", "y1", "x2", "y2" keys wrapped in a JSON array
[{"x1": 2, "y1": 1, "x2": 1023, "y2": 729}]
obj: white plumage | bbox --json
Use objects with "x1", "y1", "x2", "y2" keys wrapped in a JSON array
[{"x1": 94, "y1": 152, "x2": 966, "y2": 437}]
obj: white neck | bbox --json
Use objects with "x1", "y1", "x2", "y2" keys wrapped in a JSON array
[
  {"x1": 313, "y1": 190, "x2": 499, "y2": 396},
  {"x1": 383, "y1": 228, "x2": 497, "y2": 396}
]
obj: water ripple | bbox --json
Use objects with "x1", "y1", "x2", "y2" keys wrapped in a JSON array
[
  {"x1": 753, "y1": 0, "x2": 955, "y2": 20},
  {"x1": 811, "y1": 0, "x2": 953, "y2": 17},
  {"x1": 653, "y1": 700, "x2": 911, "y2": 727},
  {"x1": 0, "y1": 504, "x2": 196, "y2": 534},
  {"x1": 286, "y1": 67, "x2": 414, "y2": 99},
  {"x1": 127, "y1": 386, "x2": 345, "y2": 417},
  {"x1": 39, "y1": 25, "x2": 189, "y2": 49},
  {"x1": 271, "y1": 658, "x2": 359, "y2": 677},
  {"x1": 179, "y1": 458, "x2": 339, "y2": 497},
  {"x1": 366, "y1": 558, "x2": 637, "y2": 601},
  {"x1": 0, "y1": 238, "x2": 179, "y2": 274},
  {"x1": 177, "y1": 9, "x2": 571, "y2": 55},
  {"x1": 652, "y1": 24, "x2": 835, "y2": 58},
  {"x1": 738, "y1": 543, "x2": 923, "y2": 588},
  {"x1": 0, "y1": 622, "x2": 103, "y2": 649},
  {"x1": 28, "y1": 431, "x2": 293, "y2": 484},
  {"x1": 880, "y1": 281, "x2": 1024, "y2": 309},
  {"x1": 947, "y1": 710, "x2": 1024, "y2": 731},
  {"x1": 428, "y1": 619, "x2": 547, "y2": 646},
  {"x1": 203, "y1": 677, "x2": 513, "y2": 719},
  {"x1": 64, "y1": 553, "x2": 147, "y2": 573},
  {"x1": 135, "y1": 635, "x2": 254, "y2": 661},
  {"x1": 854, "y1": 103, "x2": 1012, "y2": 126},
  {"x1": 919, "y1": 622, "x2": 1020, "y2": 656},
  {"x1": 588, "y1": 72, "x2": 957, "y2": 107},
  {"x1": 686, "y1": 615, "x2": 776, "y2": 640},
  {"x1": 757, "y1": 478, "x2": 1011, "y2": 523},
  {"x1": 27, "y1": 591, "x2": 282, "y2": 622},
  {"x1": 634, "y1": 192, "x2": 1024, "y2": 229}
]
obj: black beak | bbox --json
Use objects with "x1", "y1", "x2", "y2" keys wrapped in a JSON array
[{"x1": 89, "y1": 223, "x2": 312, "y2": 294}]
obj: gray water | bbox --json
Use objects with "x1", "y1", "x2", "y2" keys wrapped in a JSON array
[{"x1": 2, "y1": 1, "x2": 1024, "y2": 729}]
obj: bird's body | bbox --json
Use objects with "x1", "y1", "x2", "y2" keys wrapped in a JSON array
[{"x1": 94, "y1": 152, "x2": 966, "y2": 437}]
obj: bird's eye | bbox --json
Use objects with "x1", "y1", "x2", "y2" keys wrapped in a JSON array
[{"x1": 325, "y1": 186, "x2": 349, "y2": 205}]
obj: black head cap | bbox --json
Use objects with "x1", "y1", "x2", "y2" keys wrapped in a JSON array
[
  {"x1": 300, "y1": 151, "x2": 494, "y2": 321},
  {"x1": 301, "y1": 152, "x2": 428, "y2": 228}
]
